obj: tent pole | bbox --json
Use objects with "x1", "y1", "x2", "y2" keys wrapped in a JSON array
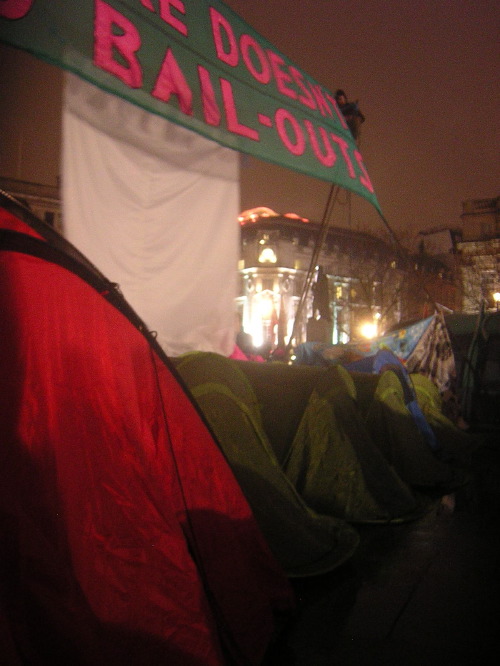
[{"x1": 285, "y1": 182, "x2": 340, "y2": 356}]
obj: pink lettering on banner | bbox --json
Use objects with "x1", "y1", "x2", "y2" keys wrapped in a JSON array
[
  {"x1": 275, "y1": 109, "x2": 305, "y2": 156},
  {"x1": 152, "y1": 47, "x2": 193, "y2": 115},
  {"x1": 0, "y1": 0, "x2": 33, "y2": 19},
  {"x1": 220, "y1": 78, "x2": 259, "y2": 140},
  {"x1": 140, "y1": 0, "x2": 188, "y2": 36},
  {"x1": 258, "y1": 114, "x2": 273, "y2": 127},
  {"x1": 330, "y1": 134, "x2": 355, "y2": 177},
  {"x1": 210, "y1": 7, "x2": 238, "y2": 66},
  {"x1": 304, "y1": 121, "x2": 336, "y2": 167},
  {"x1": 308, "y1": 84, "x2": 333, "y2": 118},
  {"x1": 198, "y1": 66, "x2": 221, "y2": 126},
  {"x1": 354, "y1": 150, "x2": 375, "y2": 192},
  {"x1": 326, "y1": 93, "x2": 348, "y2": 129},
  {"x1": 241, "y1": 34, "x2": 271, "y2": 84},
  {"x1": 267, "y1": 51, "x2": 297, "y2": 100},
  {"x1": 289, "y1": 67, "x2": 316, "y2": 110},
  {"x1": 94, "y1": 0, "x2": 142, "y2": 88}
]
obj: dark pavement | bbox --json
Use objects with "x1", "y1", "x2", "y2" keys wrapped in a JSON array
[{"x1": 265, "y1": 432, "x2": 500, "y2": 665}]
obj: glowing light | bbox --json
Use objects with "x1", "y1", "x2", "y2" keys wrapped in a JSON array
[
  {"x1": 283, "y1": 212, "x2": 310, "y2": 222},
  {"x1": 258, "y1": 295, "x2": 275, "y2": 320},
  {"x1": 249, "y1": 325, "x2": 263, "y2": 348},
  {"x1": 359, "y1": 321, "x2": 378, "y2": 339},
  {"x1": 259, "y1": 246, "x2": 277, "y2": 263},
  {"x1": 238, "y1": 206, "x2": 278, "y2": 224},
  {"x1": 239, "y1": 207, "x2": 310, "y2": 225}
]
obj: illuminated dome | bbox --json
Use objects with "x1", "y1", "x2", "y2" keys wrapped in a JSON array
[
  {"x1": 283, "y1": 212, "x2": 310, "y2": 222},
  {"x1": 238, "y1": 207, "x2": 310, "y2": 225},
  {"x1": 238, "y1": 207, "x2": 279, "y2": 223}
]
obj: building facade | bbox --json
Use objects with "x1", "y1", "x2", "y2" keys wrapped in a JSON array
[
  {"x1": 2, "y1": 179, "x2": 486, "y2": 347},
  {"x1": 457, "y1": 196, "x2": 500, "y2": 312},
  {"x1": 0, "y1": 177, "x2": 62, "y2": 231},
  {"x1": 237, "y1": 208, "x2": 410, "y2": 350},
  {"x1": 410, "y1": 226, "x2": 463, "y2": 317}
]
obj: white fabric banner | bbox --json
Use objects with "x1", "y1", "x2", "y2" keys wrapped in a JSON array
[{"x1": 62, "y1": 73, "x2": 239, "y2": 357}]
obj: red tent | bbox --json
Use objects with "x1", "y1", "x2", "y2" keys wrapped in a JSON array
[{"x1": 0, "y1": 196, "x2": 294, "y2": 665}]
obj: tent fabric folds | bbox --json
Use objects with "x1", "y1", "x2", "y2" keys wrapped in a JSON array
[
  {"x1": 0, "y1": 198, "x2": 295, "y2": 666},
  {"x1": 282, "y1": 365, "x2": 421, "y2": 524},
  {"x1": 355, "y1": 370, "x2": 470, "y2": 491},
  {"x1": 239, "y1": 358, "x2": 473, "y2": 498},
  {"x1": 175, "y1": 352, "x2": 473, "y2": 537},
  {"x1": 173, "y1": 352, "x2": 360, "y2": 577}
]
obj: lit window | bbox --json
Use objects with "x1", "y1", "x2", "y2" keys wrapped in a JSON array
[{"x1": 259, "y1": 246, "x2": 277, "y2": 263}]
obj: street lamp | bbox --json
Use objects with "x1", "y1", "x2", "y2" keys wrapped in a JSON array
[
  {"x1": 360, "y1": 321, "x2": 378, "y2": 339},
  {"x1": 493, "y1": 291, "x2": 500, "y2": 311}
]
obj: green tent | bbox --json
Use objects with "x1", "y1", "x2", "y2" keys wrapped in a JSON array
[
  {"x1": 353, "y1": 369, "x2": 470, "y2": 492},
  {"x1": 280, "y1": 365, "x2": 422, "y2": 524},
  {"x1": 174, "y1": 352, "x2": 359, "y2": 578}
]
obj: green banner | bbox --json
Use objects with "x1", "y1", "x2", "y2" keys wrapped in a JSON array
[{"x1": 1, "y1": 0, "x2": 380, "y2": 212}]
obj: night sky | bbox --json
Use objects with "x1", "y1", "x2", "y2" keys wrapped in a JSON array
[
  {"x1": 225, "y1": 0, "x2": 499, "y2": 239},
  {"x1": 1, "y1": 1, "x2": 498, "y2": 242}
]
